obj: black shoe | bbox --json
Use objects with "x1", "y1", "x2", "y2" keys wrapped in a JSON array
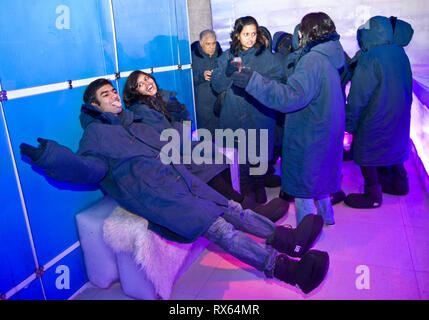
[
  {"x1": 254, "y1": 181, "x2": 267, "y2": 204},
  {"x1": 381, "y1": 178, "x2": 409, "y2": 195},
  {"x1": 253, "y1": 197, "x2": 289, "y2": 222},
  {"x1": 264, "y1": 174, "x2": 281, "y2": 188},
  {"x1": 343, "y1": 149, "x2": 353, "y2": 161},
  {"x1": 279, "y1": 190, "x2": 295, "y2": 202},
  {"x1": 330, "y1": 190, "x2": 346, "y2": 205},
  {"x1": 274, "y1": 250, "x2": 329, "y2": 294},
  {"x1": 240, "y1": 195, "x2": 259, "y2": 211},
  {"x1": 267, "y1": 214, "x2": 323, "y2": 257},
  {"x1": 344, "y1": 184, "x2": 382, "y2": 208}
]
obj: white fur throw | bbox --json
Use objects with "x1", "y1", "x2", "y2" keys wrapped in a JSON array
[{"x1": 103, "y1": 206, "x2": 193, "y2": 300}]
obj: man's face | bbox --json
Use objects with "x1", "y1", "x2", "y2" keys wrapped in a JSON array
[
  {"x1": 93, "y1": 84, "x2": 122, "y2": 115},
  {"x1": 200, "y1": 34, "x2": 216, "y2": 57},
  {"x1": 136, "y1": 73, "x2": 158, "y2": 97}
]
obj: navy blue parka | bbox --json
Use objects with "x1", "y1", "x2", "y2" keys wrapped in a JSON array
[
  {"x1": 30, "y1": 104, "x2": 228, "y2": 243},
  {"x1": 191, "y1": 41, "x2": 223, "y2": 135},
  {"x1": 346, "y1": 16, "x2": 413, "y2": 166},
  {"x1": 211, "y1": 45, "x2": 284, "y2": 161},
  {"x1": 244, "y1": 35, "x2": 346, "y2": 198}
]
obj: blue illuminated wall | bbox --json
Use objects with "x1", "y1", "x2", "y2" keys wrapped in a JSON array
[{"x1": 0, "y1": 0, "x2": 194, "y2": 300}]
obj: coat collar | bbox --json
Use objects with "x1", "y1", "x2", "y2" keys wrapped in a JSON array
[{"x1": 80, "y1": 103, "x2": 142, "y2": 130}]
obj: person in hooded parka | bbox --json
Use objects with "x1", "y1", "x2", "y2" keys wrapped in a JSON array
[
  {"x1": 230, "y1": 12, "x2": 346, "y2": 226},
  {"x1": 344, "y1": 16, "x2": 413, "y2": 209},
  {"x1": 122, "y1": 70, "x2": 289, "y2": 223},
  {"x1": 19, "y1": 78, "x2": 330, "y2": 295},
  {"x1": 191, "y1": 30, "x2": 223, "y2": 137},
  {"x1": 211, "y1": 16, "x2": 287, "y2": 211},
  {"x1": 259, "y1": 25, "x2": 282, "y2": 189}
]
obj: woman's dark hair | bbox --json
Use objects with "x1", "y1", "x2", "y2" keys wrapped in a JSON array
[
  {"x1": 230, "y1": 16, "x2": 265, "y2": 56},
  {"x1": 83, "y1": 78, "x2": 112, "y2": 105},
  {"x1": 299, "y1": 12, "x2": 337, "y2": 48},
  {"x1": 122, "y1": 70, "x2": 171, "y2": 121}
]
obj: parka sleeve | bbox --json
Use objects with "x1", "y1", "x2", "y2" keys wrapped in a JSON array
[
  {"x1": 33, "y1": 129, "x2": 108, "y2": 185},
  {"x1": 345, "y1": 54, "x2": 379, "y2": 133},
  {"x1": 210, "y1": 51, "x2": 233, "y2": 94},
  {"x1": 244, "y1": 53, "x2": 320, "y2": 113},
  {"x1": 192, "y1": 64, "x2": 206, "y2": 87}
]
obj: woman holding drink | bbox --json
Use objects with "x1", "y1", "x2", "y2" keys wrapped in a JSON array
[{"x1": 211, "y1": 16, "x2": 287, "y2": 210}]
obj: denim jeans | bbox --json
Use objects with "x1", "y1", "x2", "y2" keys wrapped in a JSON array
[
  {"x1": 202, "y1": 201, "x2": 278, "y2": 278},
  {"x1": 295, "y1": 195, "x2": 335, "y2": 225}
]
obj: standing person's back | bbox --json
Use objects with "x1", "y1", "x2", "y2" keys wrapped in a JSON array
[{"x1": 344, "y1": 16, "x2": 413, "y2": 208}]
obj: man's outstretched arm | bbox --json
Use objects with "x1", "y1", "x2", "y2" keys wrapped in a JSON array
[{"x1": 20, "y1": 132, "x2": 108, "y2": 185}]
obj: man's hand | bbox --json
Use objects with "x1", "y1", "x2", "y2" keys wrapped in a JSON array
[
  {"x1": 20, "y1": 138, "x2": 48, "y2": 162},
  {"x1": 231, "y1": 68, "x2": 253, "y2": 89},
  {"x1": 204, "y1": 70, "x2": 213, "y2": 81}
]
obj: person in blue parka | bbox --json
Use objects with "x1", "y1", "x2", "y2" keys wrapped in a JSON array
[
  {"x1": 121, "y1": 70, "x2": 289, "y2": 222},
  {"x1": 191, "y1": 30, "x2": 223, "y2": 137},
  {"x1": 19, "y1": 78, "x2": 330, "y2": 295},
  {"x1": 211, "y1": 16, "x2": 285, "y2": 206},
  {"x1": 230, "y1": 12, "x2": 346, "y2": 226},
  {"x1": 344, "y1": 16, "x2": 413, "y2": 209}
]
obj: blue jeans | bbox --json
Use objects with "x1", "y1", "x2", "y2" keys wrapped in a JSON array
[
  {"x1": 295, "y1": 195, "x2": 335, "y2": 225},
  {"x1": 202, "y1": 201, "x2": 278, "y2": 278}
]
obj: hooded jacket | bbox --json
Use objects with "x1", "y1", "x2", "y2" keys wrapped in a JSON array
[
  {"x1": 31, "y1": 104, "x2": 228, "y2": 243},
  {"x1": 191, "y1": 41, "x2": 223, "y2": 135},
  {"x1": 244, "y1": 35, "x2": 346, "y2": 198},
  {"x1": 346, "y1": 16, "x2": 413, "y2": 166},
  {"x1": 128, "y1": 99, "x2": 229, "y2": 183},
  {"x1": 211, "y1": 45, "x2": 284, "y2": 160}
]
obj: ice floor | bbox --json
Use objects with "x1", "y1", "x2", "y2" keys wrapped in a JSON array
[{"x1": 74, "y1": 158, "x2": 429, "y2": 300}]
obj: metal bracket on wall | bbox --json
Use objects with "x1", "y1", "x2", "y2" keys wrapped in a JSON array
[{"x1": 35, "y1": 266, "x2": 45, "y2": 279}]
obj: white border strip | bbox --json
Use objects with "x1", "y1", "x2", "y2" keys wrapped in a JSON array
[
  {"x1": 43, "y1": 241, "x2": 80, "y2": 271},
  {"x1": 4, "y1": 272, "x2": 37, "y2": 300},
  {"x1": 4, "y1": 65, "x2": 192, "y2": 101}
]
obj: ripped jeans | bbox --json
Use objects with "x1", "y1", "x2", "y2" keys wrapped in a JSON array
[{"x1": 202, "y1": 201, "x2": 278, "y2": 278}]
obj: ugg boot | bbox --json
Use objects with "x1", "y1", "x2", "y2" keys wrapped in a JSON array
[
  {"x1": 264, "y1": 164, "x2": 281, "y2": 187},
  {"x1": 381, "y1": 177, "x2": 409, "y2": 195},
  {"x1": 279, "y1": 190, "x2": 295, "y2": 202},
  {"x1": 254, "y1": 176, "x2": 268, "y2": 204},
  {"x1": 273, "y1": 250, "x2": 329, "y2": 294},
  {"x1": 253, "y1": 197, "x2": 289, "y2": 222},
  {"x1": 330, "y1": 189, "x2": 346, "y2": 205},
  {"x1": 267, "y1": 214, "x2": 323, "y2": 257},
  {"x1": 264, "y1": 173, "x2": 282, "y2": 188},
  {"x1": 344, "y1": 184, "x2": 383, "y2": 208}
]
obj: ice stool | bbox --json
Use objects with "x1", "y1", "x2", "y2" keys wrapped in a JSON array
[{"x1": 75, "y1": 195, "x2": 209, "y2": 300}]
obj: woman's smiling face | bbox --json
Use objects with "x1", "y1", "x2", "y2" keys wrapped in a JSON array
[{"x1": 136, "y1": 73, "x2": 158, "y2": 96}]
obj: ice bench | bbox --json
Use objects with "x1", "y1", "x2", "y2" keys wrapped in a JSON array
[
  {"x1": 75, "y1": 195, "x2": 209, "y2": 300},
  {"x1": 75, "y1": 148, "x2": 239, "y2": 300}
]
